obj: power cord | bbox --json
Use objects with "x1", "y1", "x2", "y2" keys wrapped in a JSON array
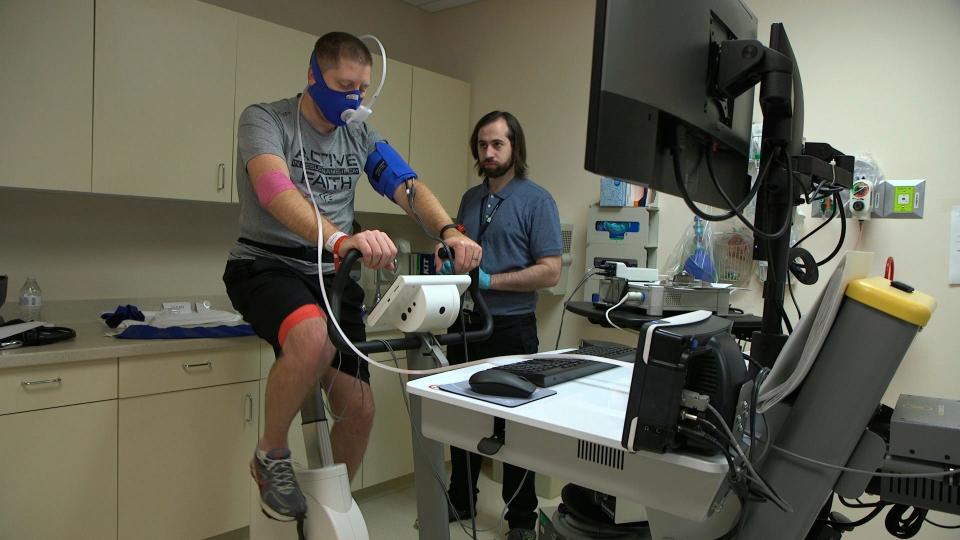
[
  {"x1": 771, "y1": 446, "x2": 960, "y2": 479},
  {"x1": 786, "y1": 272, "x2": 802, "y2": 319},
  {"x1": 836, "y1": 496, "x2": 960, "y2": 535},
  {"x1": 703, "y1": 404, "x2": 792, "y2": 512},
  {"x1": 408, "y1": 175, "x2": 484, "y2": 539},
  {"x1": 554, "y1": 267, "x2": 599, "y2": 349},
  {"x1": 924, "y1": 517, "x2": 960, "y2": 529},
  {"x1": 377, "y1": 340, "x2": 490, "y2": 539},
  {"x1": 674, "y1": 137, "x2": 774, "y2": 222},
  {"x1": 813, "y1": 191, "x2": 847, "y2": 267},
  {"x1": 792, "y1": 192, "x2": 839, "y2": 249},
  {"x1": 791, "y1": 191, "x2": 847, "y2": 269},
  {"x1": 497, "y1": 469, "x2": 531, "y2": 537},
  {"x1": 884, "y1": 504, "x2": 926, "y2": 538},
  {"x1": 604, "y1": 293, "x2": 641, "y2": 336},
  {"x1": 318, "y1": 349, "x2": 366, "y2": 422},
  {"x1": 691, "y1": 141, "x2": 795, "y2": 241}
]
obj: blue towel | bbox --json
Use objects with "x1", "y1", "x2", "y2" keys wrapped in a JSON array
[
  {"x1": 114, "y1": 324, "x2": 255, "y2": 339},
  {"x1": 101, "y1": 305, "x2": 145, "y2": 328}
]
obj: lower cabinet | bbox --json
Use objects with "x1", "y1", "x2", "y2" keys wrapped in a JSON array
[
  {"x1": 0, "y1": 400, "x2": 118, "y2": 539},
  {"x1": 0, "y1": 340, "x2": 425, "y2": 539},
  {"x1": 364, "y1": 354, "x2": 415, "y2": 487},
  {"x1": 0, "y1": 345, "x2": 263, "y2": 540},
  {"x1": 119, "y1": 380, "x2": 260, "y2": 539}
]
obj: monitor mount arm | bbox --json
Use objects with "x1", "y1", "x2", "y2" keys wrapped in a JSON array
[{"x1": 711, "y1": 37, "x2": 854, "y2": 369}]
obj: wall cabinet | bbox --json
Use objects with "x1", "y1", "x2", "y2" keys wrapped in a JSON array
[
  {"x1": 354, "y1": 56, "x2": 415, "y2": 216},
  {"x1": 0, "y1": 0, "x2": 93, "y2": 192},
  {"x1": 4, "y1": 0, "x2": 472, "y2": 218},
  {"x1": 93, "y1": 0, "x2": 238, "y2": 202},
  {"x1": 233, "y1": 15, "x2": 318, "y2": 203}
]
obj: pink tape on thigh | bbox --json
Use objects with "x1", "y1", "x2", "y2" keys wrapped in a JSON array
[{"x1": 255, "y1": 170, "x2": 297, "y2": 207}]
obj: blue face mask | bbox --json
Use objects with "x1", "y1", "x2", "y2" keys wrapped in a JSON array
[{"x1": 307, "y1": 53, "x2": 361, "y2": 127}]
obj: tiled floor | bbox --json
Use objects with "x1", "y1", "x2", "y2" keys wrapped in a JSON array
[
  {"x1": 214, "y1": 461, "x2": 561, "y2": 540},
  {"x1": 356, "y1": 463, "x2": 562, "y2": 540}
]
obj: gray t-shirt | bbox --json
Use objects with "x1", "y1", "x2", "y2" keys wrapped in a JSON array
[
  {"x1": 228, "y1": 96, "x2": 384, "y2": 274},
  {"x1": 457, "y1": 178, "x2": 563, "y2": 316}
]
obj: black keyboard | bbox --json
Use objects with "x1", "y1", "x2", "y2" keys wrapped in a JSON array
[{"x1": 492, "y1": 344, "x2": 637, "y2": 387}]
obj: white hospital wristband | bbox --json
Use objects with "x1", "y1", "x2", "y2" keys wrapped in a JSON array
[{"x1": 324, "y1": 231, "x2": 349, "y2": 253}]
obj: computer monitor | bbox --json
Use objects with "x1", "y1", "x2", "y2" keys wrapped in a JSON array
[
  {"x1": 585, "y1": 0, "x2": 813, "y2": 367},
  {"x1": 584, "y1": 0, "x2": 760, "y2": 209}
]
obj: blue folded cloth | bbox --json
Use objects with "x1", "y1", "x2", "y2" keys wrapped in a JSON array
[
  {"x1": 101, "y1": 305, "x2": 145, "y2": 328},
  {"x1": 113, "y1": 324, "x2": 255, "y2": 339}
]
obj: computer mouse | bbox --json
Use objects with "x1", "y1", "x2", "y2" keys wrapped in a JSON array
[{"x1": 468, "y1": 369, "x2": 536, "y2": 398}]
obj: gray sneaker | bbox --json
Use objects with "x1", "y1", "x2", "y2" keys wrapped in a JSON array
[{"x1": 250, "y1": 448, "x2": 307, "y2": 521}]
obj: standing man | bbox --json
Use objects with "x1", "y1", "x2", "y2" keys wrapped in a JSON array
[
  {"x1": 442, "y1": 111, "x2": 563, "y2": 540},
  {"x1": 223, "y1": 32, "x2": 482, "y2": 523}
]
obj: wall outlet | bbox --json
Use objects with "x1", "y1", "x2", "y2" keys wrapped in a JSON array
[
  {"x1": 877, "y1": 179, "x2": 925, "y2": 218},
  {"x1": 850, "y1": 179, "x2": 874, "y2": 220},
  {"x1": 810, "y1": 190, "x2": 852, "y2": 218}
]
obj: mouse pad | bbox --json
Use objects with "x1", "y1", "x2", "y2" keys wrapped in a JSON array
[{"x1": 438, "y1": 381, "x2": 557, "y2": 408}]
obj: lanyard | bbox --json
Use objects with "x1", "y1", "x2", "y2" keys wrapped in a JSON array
[{"x1": 477, "y1": 194, "x2": 505, "y2": 245}]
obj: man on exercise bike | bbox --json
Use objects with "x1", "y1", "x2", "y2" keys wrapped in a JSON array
[{"x1": 223, "y1": 31, "x2": 482, "y2": 523}]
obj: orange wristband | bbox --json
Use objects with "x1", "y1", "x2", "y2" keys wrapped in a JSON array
[
  {"x1": 333, "y1": 235, "x2": 349, "y2": 257},
  {"x1": 333, "y1": 235, "x2": 350, "y2": 271}
]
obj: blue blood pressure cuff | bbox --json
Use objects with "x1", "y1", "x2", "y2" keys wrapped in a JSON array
[{"x1": 364, "y1": 141, "x2": 417, "y2": 202}]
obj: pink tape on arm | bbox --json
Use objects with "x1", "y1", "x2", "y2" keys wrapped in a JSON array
[{"x1": 254, "y1": 170, "x2": 297, "y2": 207}]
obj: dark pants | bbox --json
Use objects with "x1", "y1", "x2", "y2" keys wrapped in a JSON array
[{"x1": 446, "y1": 312, "x2": 540, "y2": 531}]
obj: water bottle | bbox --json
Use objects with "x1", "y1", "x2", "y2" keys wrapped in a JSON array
[{"x1": 19, "y1": 277, "x2": 42, "y2": 321}]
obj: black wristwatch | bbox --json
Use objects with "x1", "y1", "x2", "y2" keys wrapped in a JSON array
[{"x1": 440, "y1": 223, "x2": 464, "y2": 237}]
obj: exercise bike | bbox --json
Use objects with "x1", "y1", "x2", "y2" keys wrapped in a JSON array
[{"x1": 251, "y1": 248, "x2": 493, "y2": 540}]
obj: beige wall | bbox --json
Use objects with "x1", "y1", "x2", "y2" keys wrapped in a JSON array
[
  {"x1": 200, "y1": 0, "x2": 446, "y2": 73},
  {"x1": 0, "y1": 190, "x2": 238, "y2": 307},
  {"x1": 744, "y1": 0, "x2": 960, "y2": 410},
  {"x1": 0, "y1": 188, "x2": 430, "y2": 314},
  {"x1": 431, "y1": 0, "x2": 959, "y2": 537},
  {"x1": 429, "y1": 0, "x2": 599, "y2": 350}
]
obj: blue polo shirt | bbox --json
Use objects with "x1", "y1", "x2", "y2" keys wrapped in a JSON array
[{"x1": 456, "y1": 177, "x2": 563, "y2": 316}]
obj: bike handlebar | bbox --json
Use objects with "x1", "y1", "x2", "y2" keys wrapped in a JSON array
[{"x1": 326, "y1": 249, "x2": 494, "y2": 354}]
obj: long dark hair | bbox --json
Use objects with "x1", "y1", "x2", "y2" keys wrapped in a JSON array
[{"x1": 469, "y1": 110, "x2": 528, "y2": 178}]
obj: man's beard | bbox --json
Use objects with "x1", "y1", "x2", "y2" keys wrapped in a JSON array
[{"x1": 482, "y1": 158, "x2": 513, "y2": 179}]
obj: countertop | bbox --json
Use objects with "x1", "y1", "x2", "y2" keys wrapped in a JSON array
[
  {"x1": 0, "y1": 296, "x2": 402, "y2": 370},
  {"x1": 0, "y1": 321, "x2": 404, "y2": 370},
  {"x1": 0, "y1": 320, "x2": 263, "y2": 369}
]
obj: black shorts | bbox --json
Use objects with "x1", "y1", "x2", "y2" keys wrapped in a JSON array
[{"x1": 223, "y1": 257, "x2": 369, "y2": 383}]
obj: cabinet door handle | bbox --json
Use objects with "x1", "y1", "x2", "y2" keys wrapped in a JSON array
[
  {"x1": 217, "y1": 163, "x2": 226, "y2": 191},
  {"x1": 182, "y1": 361, "x2": 212, "y2": 370},
  {"x1": 22, "y1": 377, "x2": 62, "y2": 388},
  {"x1": 244, "y1": 394, "x2": 254, "y2": 422}
]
